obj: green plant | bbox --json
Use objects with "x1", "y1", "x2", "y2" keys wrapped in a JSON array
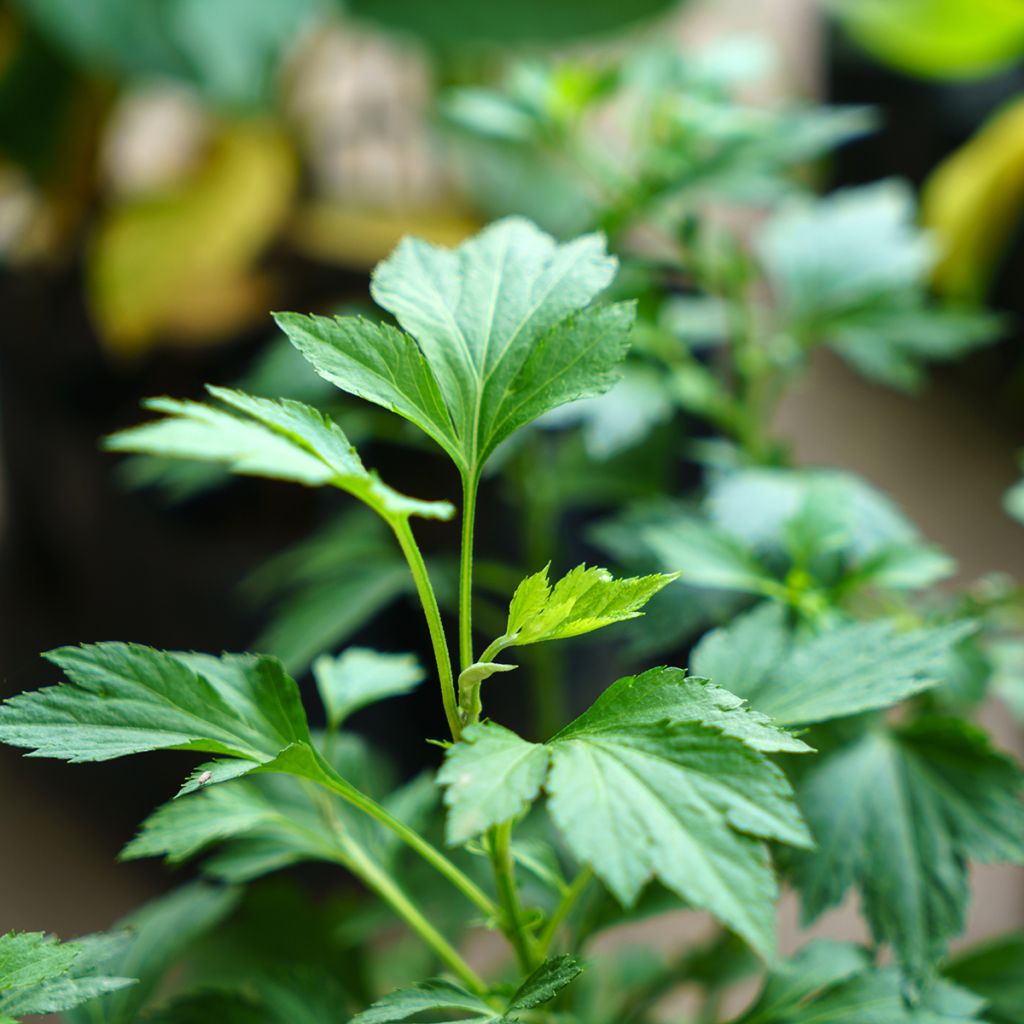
[{"x1": 1, "y1": 215, "x2": 1022, "y2": 1023}]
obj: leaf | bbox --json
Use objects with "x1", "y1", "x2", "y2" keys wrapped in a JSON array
[
  {"x1": 350, "y1": 956, "x2": 583, "y2": 1024},
  {"x1": 733, "y1": 940, "x2": 871, "y2": 1023},
  {"x1": 251, "y1": 510, "x2": 414, "y2": 674},
  {"x1": 489, "y1": 563, "x2": 679, "y2": 653},
  {"x1": 271, "y1": 313, "x2": 461, "y2": 462},
  {"x1": 440, "y1": 669, "x2": 812, "y2": 956},
  {"x1": 277, "y1": 218, "x2": 633, "y2": 476},
  {"x1": 0, "y1": 933, "x2": 133, "y2": 1020},
  {"x1": 0, "y1": 643, "x2": 311, "y2": 768},
  {"x1": 88, "y1": 121, "x2": 295, "y2": 355},
  {"x1": 64, "y1": 883, "x2": 239, "y2": 1024},
  {"x1": 507, "y1": 955, "x2": 583, "y2": 1011},
  {"x1": 121, "y1": 780, "x2": 283, "y2": 865},
  {"x1": 736, "y1": 943, "x2": 985, "y2": 1023},
  {"x1": 106, "y1": 386, "x2": 453, "y2": 523},
  {"x1": 944, "y1": 931, "x2": 1024, "y2": 1024},
  {"x1": 438, "y1": 723, "x2": 548, "y2": 845},
  {"x1": 312, "y1": 648, "x2": 425, "y2": 729},
  {"x1": 143, "y1": 967, "x2": 349, "y2": 1024},
  {"x1": 350, "y1": 979, "x2": 499, "y2": 1024},
  {"x1": 756, "y1": 182, "x2": 1000, "y2": 389},
  {"x1": 692, "y1": 605, "x2": 976, "y2": 725},
  {"x1": 788, "y1": 717, "x2": 1024, "y2": 977},
  {"x1": 641, "y1": 515, "x2": 777, "y2": 595}
]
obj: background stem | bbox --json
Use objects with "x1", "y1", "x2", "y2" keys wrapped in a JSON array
[{"x1": 489, "y1": 820, "x2": 538, "y2": 973}]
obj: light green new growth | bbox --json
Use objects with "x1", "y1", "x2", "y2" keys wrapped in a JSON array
[{"x1": 483, "y1": 563, "x2": 680, "y2": 658}]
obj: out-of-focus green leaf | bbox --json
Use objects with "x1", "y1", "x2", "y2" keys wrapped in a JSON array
[
  {"x1": 312, "y1": 648, "x2": 424, "y2": 729},
  {"x1": 789, "y1": 717, "x2": 1024, "y2": 979},
  {"x1": 692, "y1": 604, "x2": 975, "y2": 725},
  {"x1": 944, "y1": 931, "x2": 1024, "y2": 1024},
  {"x1": 64, "y1": 883, "x2": 240, "y2": 1024},
  {"x1": 15, "y1": 0, "x2": 323, "y2": 109},
  {"x1": 757, "y1": 182, "x2": 1002, "y2": 389}
]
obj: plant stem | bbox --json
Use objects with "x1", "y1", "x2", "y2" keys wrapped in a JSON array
[
  {"x1": 537, "y1": 866, "x2": 593, "y2": 954},
  {"x1": 342, "y1": 833, "x2": 488, "y2": 994},
  {"x1": 312, "y1": 750, "x2": 497, "y2": 920},
  {"x1": 489, "y1": 821, "x2": 538, "y2": 973},
  {"x1": 390, "y1": 516, "x2": 461, "y2": 741},
  {"x1": 459, "y1": 473, "x2": 480, "y2": 674}
]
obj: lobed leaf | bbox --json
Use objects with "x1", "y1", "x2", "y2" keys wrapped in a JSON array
[
  {"x1": 277, "y1": 218, "x2": 633, "y2": 476},
  {"x1": 492, "y1": 562, "x2": 679, "y2": 652},
  {"x1": 106, "y1": 387, "x2": 453, "y2": 522},
  {"x1": 440, "y1": 668, "x2": 812, "y2": 956},
  {"x1": 789, "y1": 717, "x2": 1024, "y2": 978},
  {"x1": 692, "y1": 605, "x2": 975, "y2": 725}
]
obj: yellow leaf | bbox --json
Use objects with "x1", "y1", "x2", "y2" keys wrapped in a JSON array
[
  {"x1": 88, "y1": 120, "x2": 295, "y2": 357},
  {"x1": 922, "y1": 93, "x2": 1024, "y2": 301},
  {"x1": 830, "y1": 0, "x2": 1024, "y2": 79}
]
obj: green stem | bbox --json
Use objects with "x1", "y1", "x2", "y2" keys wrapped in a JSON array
[
  {"x1": 459, "y1": 473, "x2": 480, "y2": 673},
  {"x1": 343, "y1": 834, "x2": 487, "y2": 993},
  {"x1": 312, "y1": 751, "x2": 496, "y2": 920},
  {"x1": 489, "y1": 821, "x2": 538, "y2": 973},
  {"x1": 390, "y1": 516, "x2": 461, "y2": 741},
  {"x1": 537, "y1": 866, "x2": 593, "y2": 955}
]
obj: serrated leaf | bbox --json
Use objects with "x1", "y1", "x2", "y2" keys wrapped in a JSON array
[
  {"x1": 438, "y1": 724, "x2": 548, "y2": 845},
  {"x1": 692, "y1": 606, "x2": 975, "y2": 725},
  {"x1": 0, "y1": 643, "x2": 312, "y2": 768},
  {"x1": 440, "y1": 669, "x2": 811, "y2": 956},
  {"x1": 789, "y1": 717, "x2": 1024, "y2": 978},
  {"x1": 350, "y1": 979, "x2": 499, "y2": 1024},
  {"x1": 121, "y1": 781, "x2": 282, "y2": 865},
  {"x1": 507, "y1": 956, "x2": 583, "y2": 1011},
  {"x1": 312, "y1": 648, "x2": 425, "y2": 729},
  {"x1": 350, "y1": 956, "x2": 583, "y2": 1024},
  {"x1": 277, "y1": 218, "x2": 633, "y2": 476},
  {"x1": 106, "y1": 387, "x2": 452, "y2": 522},
  {"x1": 491, "y1": 562, "x2": 679, "y2": 652}
]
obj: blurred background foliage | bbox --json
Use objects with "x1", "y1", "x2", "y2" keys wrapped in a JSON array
[{"x1": 2, "y1": 0, "x2": 1024, "y2": 969}]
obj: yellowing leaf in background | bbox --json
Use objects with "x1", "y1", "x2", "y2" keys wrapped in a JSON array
[
  {"x1": 829, "y1": 0, "x2": 1024, "y2": 79},
  {"x1": 88, "y1": 120, "x2": 295, "y2": 357},
  {"x1": 923, "y1": 94, "x2": 1024, "y2": 301}
]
